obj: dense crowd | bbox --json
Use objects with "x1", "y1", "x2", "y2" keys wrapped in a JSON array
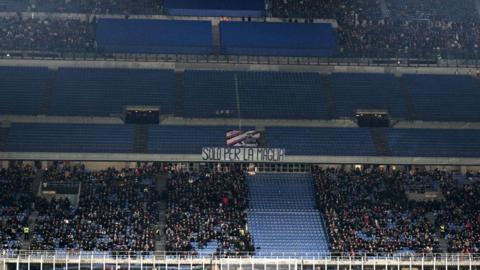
[
  {"x1": 0, "y1": 16, "x2": 95, "y2": 52},
  {"x1": 165, "y1": 168, "x2": 254, "y2": 255},
  {"x1": 0, "y1": 164, "x2": 35, "y2": 250},
  {"x1": 268, "y1": 0, "x2": 480, "y2": 58},
  {"x1": 30, "y1": 166, "x2": 160, "y2": 251},
  {"x1": 0, "y1": 0, "x2": 479, "y2": 59},
  {"x1": 314, "y1": 167, "x2": 480, "y2": 255},
  {"x1": 13, "y1": 0, "x2": 163, "y2": 14}
]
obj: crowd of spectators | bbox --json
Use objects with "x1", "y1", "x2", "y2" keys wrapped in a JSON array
[
  {"x1": 268, "y1": 0, "x2": 480, "y2": 59},
  {"x1": 0, "y1": 15, "x2": 95, "y2": 52},
  {"x1": 0, "y1": 164, "x2": 35, "y2": 250},
  {"x1": 4, "y1": 0, "x2": 163, "y2": 14},
  {"x1": 30, "y1": 166, "x2": 160, "y2": 251},
  {"x1": 314, "y1": 167, "x2": 480, "y2": 255},
  {"x1": 315, "y1": 168, "x2": 440, "y2": 255},
  {"x1": 436, "y1": 173, "x2": 480, "y2": 253},
  {"x1": 165, "y1": 167, "x2": 254, "y2": 255}
]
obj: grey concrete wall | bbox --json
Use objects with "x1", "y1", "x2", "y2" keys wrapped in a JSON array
[{"x1": 0, "y1": 58, "x2": 478, "y2": 76}]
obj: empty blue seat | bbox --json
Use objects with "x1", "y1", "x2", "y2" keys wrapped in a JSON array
[
  {"x1": 266, "y1": 127, "x2": 376, "y2": 156},
  {"x1": 404, "y1": 74, "x2": 480, "y2": 122},
  {"x1": 5, "y1": 123, "x2": 134, "y2": 153},
  {"x1": 50, "y1": 68, "x2": 175, "y2": 116},
  {"x1": 183, "y1": 70, "x2": 329, "y2": 119},
  {"x1": 0, "y1": 66, "x2": 48, "y2": 115},
  {"x1": 247, "y1": 173, "x2": 330, "y2": 255}
]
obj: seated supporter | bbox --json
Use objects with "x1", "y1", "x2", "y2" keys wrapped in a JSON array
[{"x1": 164, "y1": 167, "x2": 254, "y2": 255}]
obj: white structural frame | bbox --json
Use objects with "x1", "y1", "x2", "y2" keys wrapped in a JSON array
[{"x1": 2, "y1": 251, "x2": 480, "y2": 270}]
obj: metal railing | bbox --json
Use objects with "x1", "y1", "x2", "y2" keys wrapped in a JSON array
[{"x1": 2, "y1": 50, "x2": 480, "y2": 69}]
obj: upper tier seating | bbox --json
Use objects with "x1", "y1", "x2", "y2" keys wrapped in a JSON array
[
  {"x1": 50, "y1": 68, "x2": 175, "y2": 116},
  {"x1": 5, "y1": 123, "x2": 134, "y2": 153},
  {"x1": 404, "y1": 74, "x2": 480, "y2": 122},
  {"x1": 0, "y1": 66, "x2": 49, "y2": 115},
  {"x1": 183, "y1": 70, "x2": 328, "y2": 119},
  {"x1": 330, "y1": 73, "x2": 408, "y2": 118},
  {"x1": 265, "y1": 127, "x2": 377, "y2": 156},
  {"x1": 96, "y1": 19, "x2": 213, "y2": 54},
  {"x1": 164, "y1": 0, "x2": 265, "y2": 17},
  {"x1": 220, "y1": 22, "x2": 336, "y2": 57},
  {"x1": 385, "y1": 128, "x2": 480, "y2": 157},
  {"x1": 247, "y1": 173, "x2": 329, "y2": 255}
]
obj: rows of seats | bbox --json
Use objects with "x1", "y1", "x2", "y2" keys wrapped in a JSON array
[
  {"x1": 246, "y1": 173, "x2": 329, "y2": 255},
  {"x1": 330, "y1": 73, "x2": 408, "y2": 118},
  {"x1": 147, "y1": 125, "x2": 249, "y2": 154},
  {"x1": 1, "y1": 66, "x2": 480, "y2": 122},
  {"x1": 247, "y1": 173, "x2": 316, "y2": 211},
  {"x1": 0, "y1": 66, "x2": 49, "y2": 115},
  {"x1": 219, "y1": 22, "x2": 336, "y2": 57},
  {"x1": 5, "y1": 123, "x2": 134, "y2": 153},
  {"x1": 386, "y1": 128, "x2": 480, "y2": 157},
  {"x1": 183, "y1": 70, "x2": 329, "y2": 119},
  {"x1": 266, "y1": 127, "x2": 377, "y2": 156},
  {"x1": 164, "y1": 0, "x2": 265, "y2": 17},
  {"x1": 404, "y1": 74, "x2": 480, "y2": 122},
  {"x1": 50, "y1": 68, "x2": 175, "y2": 116},
  {"x1": 3, "y1": 124, "x2": 480, "y2": 158},
  {"x1": 96, "y1": 19, "x2": 213, "y2": 54}
]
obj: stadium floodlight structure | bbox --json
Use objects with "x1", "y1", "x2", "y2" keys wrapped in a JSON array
[{"x1": 1, "y1": 251, "x2": 480, "y2": 270}]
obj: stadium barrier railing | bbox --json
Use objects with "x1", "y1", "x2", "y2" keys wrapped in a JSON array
[
  {"x1": 1, "y1": 49, "x2": 480, "y2": 68},
  {"x1": 2, "y1": 250, "x2": 480, "y2": 269}
]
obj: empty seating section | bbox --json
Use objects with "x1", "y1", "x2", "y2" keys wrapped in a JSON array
[
  {"x1": 183, "y1": 70, "x2": 237, "y2": 118},
  {"x1": 5, "y1": 124, "x2": 134, "y2": 153},
  {"x1": 96, "y1": 19, "x2": 213, "y2": 54},
  {"x1": 148, "y1": 125, "x2": 250, "y2": 154},
  {"x1": 0, "y1": 66, "x2": 48, "y2": 115},
  {"x1": 50, "y1": 68, "x2": 175, "y2": 116},
  {"x1": 248, "y1": 173, "x2": 316, "y2": 211},
  {"x1": 247, "y1": 173, "x2": 329, "y2": 255},
  {"x1": 183, "y1": 70, "x2": 328, "y2": 119},
  {"x1": 404, "y1": 74, "x2": 480, "y2": 122},
  {"x1": 220, "y1": 22, "x2": 336, "y2": 56},
  {"x1": 330, "y1": 73, "x2": 408, "y2": 118},
  {"x1": 386, "y1": 128, "x2": 480, "y2": 157},
  {"x1": 266, "y1": 127, "x2": 377, "y2": 156},
  {"x1": 164, "y1": 0, "x2": 265, "y2": 17},
  {"x1": 237, "y1": 72, "x2": 328, "y2": 119}
]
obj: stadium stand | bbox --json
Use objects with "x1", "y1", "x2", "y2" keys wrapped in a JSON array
[
  {"x1": 50, "y1": 68, "x2": 176, "y2": 116},
  {"x1": 0, "y1": 16, "x2": 95, "y2": 52},
  {"x1": 164, "y1": 0, "x2": 265, "y2": 17},
  {"x1": 315, "y1": 168, "x2": 441, "y2": 255},
  {"x1": 5, "y1": 124, "x2": 135, "y2": 153},
  {"x1": 165, "y1": 168, "x2": 253, "y2": 255},
  {"x1": 148, "y1": 125, "x2": 251, "y2": 154},
  {"x1": 0, "y1": 164, "x2": 35, "y2": 250},
  {"x1": 30, "y1": 166, "x2": 160, "y2": 251},
  {"x1": 403, "y1": 74, "x2": 480, "y2": 122},
  {"x1": 330, "y1": 73, "x2": 408, "y2": 119},
  {"x1": 0, "y1": 0, "x2": 162, "y2": 14},
  {"x1": 385, "y1": 128, "x2": 480, "y2": 157},
  {"x1": 219, "y1": 22, "x2": 336, "y2": 56},
  {"x1": 0, "y1": 66, "x2": 49, "y2": 115},
  {"x1": 246, "y1": 173, "x2": 329, "y2": 254},
  {"x1": 265, "y1": 127, "x2": 377, "y2": 156},
  {"x1": 183, "y1": 70, "x2": 329, "y2": 119},
  {"x1": 96, "y1": 19, "x2": 213, "y2": 54}
]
